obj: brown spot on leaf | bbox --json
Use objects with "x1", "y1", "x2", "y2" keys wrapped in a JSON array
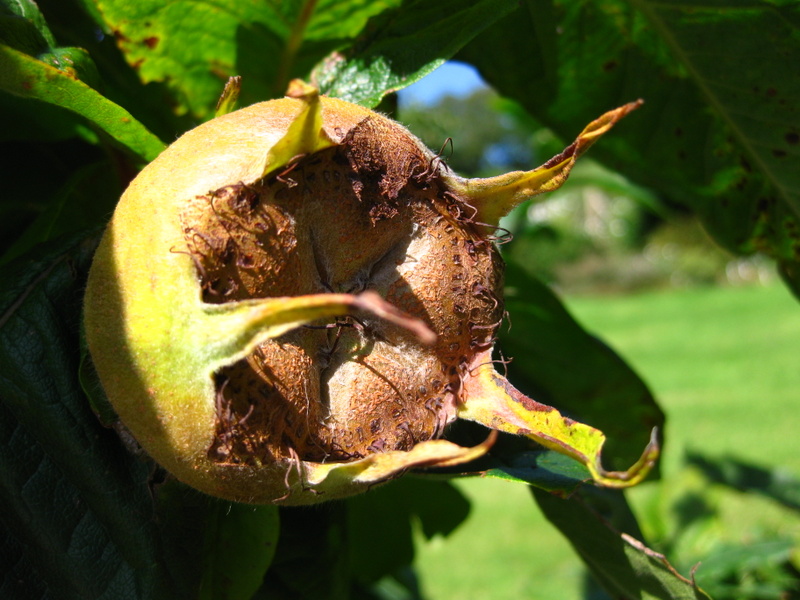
[
  {"x1": 773, "y1": 149, "x2": 787, "y2": 158},
  {"x1": 144, "y1": 36, "x2": 159, "y2": 49},
  {"x1": 603, "y1": 60, "x2": 618, "y2": 71},
  {"x1": 786, "y1": 132, "x2": 799, "y2": 145},
  {"x1": 766, "y1": 88, "x2": 777, "y2": 97},
  {"x1": 674, "y1": 127, "x2": 683, "y2": 137}
]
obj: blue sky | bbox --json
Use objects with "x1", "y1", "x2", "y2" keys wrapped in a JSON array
[{"x1": 398, "y1": 61, "x2": 487, "y2": 106}]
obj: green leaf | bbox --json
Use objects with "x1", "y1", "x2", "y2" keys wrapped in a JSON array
[
  {"x1": 534, "y1": 487, "x2": 713, "y2": 600},
  {"x1": 313, "y1": 0, "x2": 519, "y2": 108},
  {"x1": 686, "y1": 452, "x2": 800, "y2": 512},
  {"x1": 91, "y1": 0, "x2": 283, "y2": 116},
  {"x1": 499, "y1": 261, "x2": 665, "y2": 471},
  {"x1": 692, "y1": 539, "x2": 795, "y2": 599},
  {"x1": 459, "y1": 0, "x2": 800, "y2": 273},
  {"x1": 0, "y1": 0, "x2": 58, "y2": 54},
  {"x1": 431, "y1": 423, "x2": 590, "y2": 495},
  {"x1": 0, "y1": 43, "x2": 166, "y2": 161},
  {"x1": 155, "y1": 480, "x2": 281, "y2": 600},
  {"x1": 89, "y1": 0, "x2": 401, "y2": 118},
  {"x1": 0, "y1": 161, "x2": 121, "y2": 265},
  {"x1": 199, "y1": 502, "x2": 280, "y2": 600},
  {"x1": 260, "y1": 502, "x2": 351, "y2": 600},
  {"x1": 483, "y1": 448, "x2": 591, "y2": 492},
  {"x1": 347, "y1": 478, "x2": 470, "y2": 586},
  {"x1": 0, "y1": 233, "x2": 177, "y2": 599},
  {"x1": 215, "y1": 75, "x2": 242, "y2": 117}
]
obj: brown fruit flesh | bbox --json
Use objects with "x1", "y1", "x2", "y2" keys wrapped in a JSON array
[{"x1": 180, "y1": 115, "x2": 504, "y2": 465}]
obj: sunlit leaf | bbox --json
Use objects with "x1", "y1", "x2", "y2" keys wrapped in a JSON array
[
  {"x1": 215, "y1": 75, "x2": 242, "y2": 117},
  {"x1": 313, "y1": 0, "x2": 518, "y2": 107},
  {"x1": 0, "y1": 43, "x2": 165, "y2": 161},
  {"x1": 692, "y1": 539, "x2": 795, "y2": 599},
  {"x1": 90, "y1": 0, "x2": 404, "y2": 118}
]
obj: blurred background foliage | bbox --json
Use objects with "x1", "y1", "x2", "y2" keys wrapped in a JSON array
[
  {"x1": 2, "y1": 0, "x2": 800, "y2": 599},
  {"x1": 399, "y1": 69, "x2": 800, "y2": 600},
  {"x1": 401, "y1": 84, "x2": 774, "y2": 296}
]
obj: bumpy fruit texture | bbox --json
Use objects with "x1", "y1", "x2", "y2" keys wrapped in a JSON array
[{"x1": 83, "y1": 81, "x2": 657, "y2": 504}]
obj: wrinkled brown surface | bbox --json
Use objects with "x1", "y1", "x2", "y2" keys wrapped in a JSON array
[{"x1": 180, "y1": 116, "x2": 504, "y2": 464}]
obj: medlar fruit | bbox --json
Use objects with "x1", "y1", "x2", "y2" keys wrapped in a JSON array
[{"x1": 84, "y1": 81, "x2": 656, "y2": 504}]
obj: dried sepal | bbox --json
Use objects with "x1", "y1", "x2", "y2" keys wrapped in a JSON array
[
  {"x1": 448, "y1": 100, "x2": 644, "y2": 226},
  {"x1": 460, "y1": 360, "x2": 659, "y2": 488}
]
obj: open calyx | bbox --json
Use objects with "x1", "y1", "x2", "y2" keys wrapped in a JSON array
[{"x1": 84, "y1": 81, "x2": 657, "y2": 504}]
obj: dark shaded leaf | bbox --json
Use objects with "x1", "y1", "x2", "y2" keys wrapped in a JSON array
[
  {"x1": 434, "y1": 421, "x2": 590, "y2": 494},
  {"x1": 0, "y1": 160, "x2": 122, "y2": 265},
  {"x1": 0, "y1": 233, "x2": 176, "y2": 599},
  {"x1": 460, "y1": 0, "x2": 800, "y2": 276},
  {"x1": 260, "y1": 502, "x2": 350, "y2": 600},
  {"x1": 347, "y1": 478, "x2": 470, "y2": 586},
  {"x1": 534, "y1": 487, "x2": 712, "y2": 600},
  {"x1": 499, "y1": 261, "x2": 664, "y2": 471},
  {"x1": 313, "y1": 0, "x2": 518, "y2": 108},
  {"x1": 687, "y1": 452, "x2": 800, "y2": 512},
  {"x1": 0, "y1": 0, "x2": 59, "y2": 56},
  {"x1": 199, "y1": 501, "x2": 279, "y2": 600},
  {"x1": 0, "y1": 137, "x2": 109, "y2": 260},
  {"x1": 154, "y1": 480, "x2": 282, "y2": 600}
]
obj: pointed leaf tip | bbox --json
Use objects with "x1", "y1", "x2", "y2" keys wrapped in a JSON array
[
  {"x1": 449, "y1": 100, "x2": 643, "y2": 226},
  {"x1": 214, "y1": 76, "x2": 242, "y2": 117},
  {"x1": 285, "y1": 78, "x2": 319, "y2": 100}
]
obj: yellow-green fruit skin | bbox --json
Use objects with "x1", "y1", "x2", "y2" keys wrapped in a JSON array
[
  {"x1": 84, "y1": 97, "x2": 421, "y2": 503},
  {"x1": 85, "y1": 91, "x2": 657, "y2": 503}
]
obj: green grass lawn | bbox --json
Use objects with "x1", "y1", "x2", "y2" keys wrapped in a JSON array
[{"x1": 412, "y1": 282, "x2": 800, "y2": 599}]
